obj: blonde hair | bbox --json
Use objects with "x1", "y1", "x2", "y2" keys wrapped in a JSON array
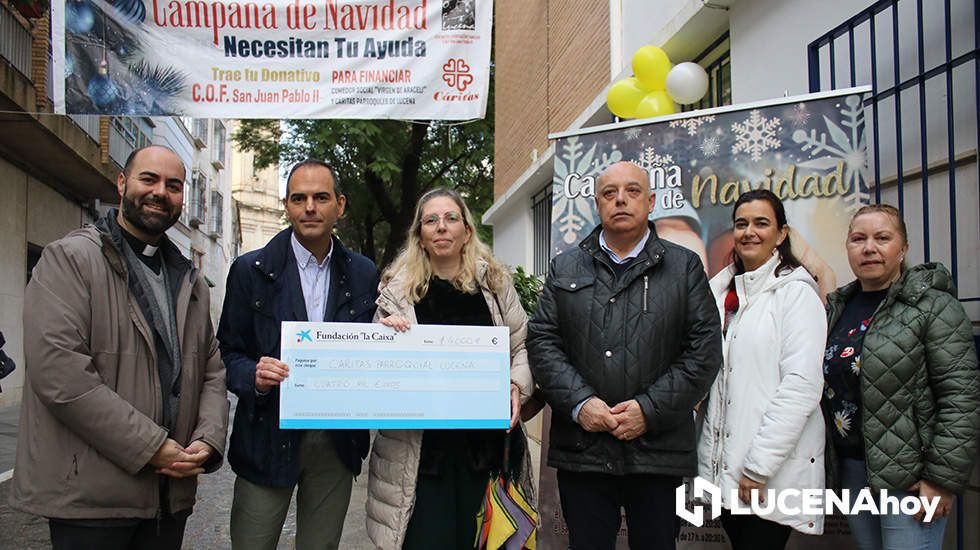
[
  {"x1": 382, "y1": 188, "x2": 510, "y2": 303},
  {"x1": 849, "y1": 203, "x2": 908, "y2": 245}
]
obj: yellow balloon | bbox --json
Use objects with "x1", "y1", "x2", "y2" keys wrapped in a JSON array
[
  {"x1": 606, "y1": 77, "x2": 647, "y2": 119},
  {"x1": 632, "y1": 45, "x2": 672, "y2": 90},
  {"x1": 635, "y1": 90, "x2": 677, "y2": 119}
]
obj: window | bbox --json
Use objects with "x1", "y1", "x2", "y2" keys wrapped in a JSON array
[
  {"x1": 531, "y1": 184, "x2": 553, "y2": 277},
  {"x1": 111, "y1": 117, "x2": 151, "y2": 148},
  {"x1": 191, "y1": 119, "x2": 208, "y2": 148},
  {"x1": 682, "y1": 32, "x2": 731, "y2": 112},
  {"x1": 212, "y1": 122, "x2": 226, "y2": 169},
  {"x1": 209, "y1": 190, "x2": 223, "y2": 237},
  {"x1": 188, "y1": 171, "x2": 207, "y2": 226},
  {"x1": 180, "y1": 180, "x2": 191, "y2": 225}
]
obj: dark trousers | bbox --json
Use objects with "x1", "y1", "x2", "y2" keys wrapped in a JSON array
[
  {"x1": 557, "y1": 469, "x2": 680, "y2": 550},
  {"x1": 48, "y1": 511, "x2": 189, "y2": 550},
  {"x1": 720, "y1": 508, "x2": 792, "y2": 550},
  {"x1": 402, "y1": 450, "x2": 490, "y2": 550}
]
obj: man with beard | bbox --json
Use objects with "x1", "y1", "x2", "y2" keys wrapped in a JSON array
[{"x1": 10, "y1": 145, "x2": 229, "y2": 549}]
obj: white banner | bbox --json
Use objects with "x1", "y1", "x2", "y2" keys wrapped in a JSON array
[{"x1": 52, "y1": 0, "x2": 492, "y2": 119}]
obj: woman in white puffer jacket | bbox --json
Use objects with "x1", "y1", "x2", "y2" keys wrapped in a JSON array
[{"x1": 697, "y1": 189, "x2": 827, "y2": 549}]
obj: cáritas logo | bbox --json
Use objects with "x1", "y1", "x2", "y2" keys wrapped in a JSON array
[{"x1": 442, "y1": 58, "x2": 474, "y2": 92}]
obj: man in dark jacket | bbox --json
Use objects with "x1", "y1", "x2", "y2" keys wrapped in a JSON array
[
  {"x1": 527, "y1": 161, "x2": 722, "y2": 550},
  {"x1": 218, "y1": 160, "x2": 379, "y2": 550}
]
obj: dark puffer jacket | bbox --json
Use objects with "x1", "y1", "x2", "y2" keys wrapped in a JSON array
[
  {"x1": 824, "y1": 263, "x2": 979, "y2": 493},
  {"x1": 527, "y1": 223, "x2": 721, "y2": 476}
]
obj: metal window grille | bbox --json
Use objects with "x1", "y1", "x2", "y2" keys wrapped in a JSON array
[
  {"x1": 0, "y1": 5, "x2": 31, "y2": 77},
  {"x1": 188, "y1": 171, "x2": 207, "y2": 227},
  {"x1": 683, "y1": 31, "x2": 732, "y2": 112},
  {"x1": 808, "y1": 0, "x2": 978, "y2": 301},
  {"x1": 809, "y1": 3, "x2": 978, "y2": 549},
  {"x1": 209, "y1": 190, "x2": 223, "y2": 236},
  {"x1": 213, "y1": 122, "x2": 226, "y2": 168},
  {"x1": 192, "y1": 119, "x2": 208, "y2": 148},
  {"x1": 531, "y1": 184, "x2": 553, "y2": 277}
]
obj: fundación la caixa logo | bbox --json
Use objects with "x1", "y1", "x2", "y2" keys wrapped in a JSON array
[{"x1": 675, "y1": 477, "x2": 941, "y2": 527}]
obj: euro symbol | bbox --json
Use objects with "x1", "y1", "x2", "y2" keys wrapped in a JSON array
[{"x1": 491, "y1": 337, "x2": 499, "y2": 345}]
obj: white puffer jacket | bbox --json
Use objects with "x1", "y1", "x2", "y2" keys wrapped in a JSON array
[
  {"x1": 365, "y1": 261, "x2": 534, "y2": 549},
  {"x1": 698, "y1": 253, "x2": 827, "y2": 534}
]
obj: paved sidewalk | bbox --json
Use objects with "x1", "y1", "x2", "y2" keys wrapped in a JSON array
[{"x1": 0, "y1": 398, "x2": 371, "y2": 549}]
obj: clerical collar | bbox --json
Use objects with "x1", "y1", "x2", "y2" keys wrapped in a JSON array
[{"x1": 120, "y1": 226, "x2": 163, "y2": 274}]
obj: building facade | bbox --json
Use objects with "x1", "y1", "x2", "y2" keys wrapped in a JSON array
[
  {"x1": 0, "y1": 4, "x2": 238, "y2": 408},
  {"x1": 490, "y1": 0, "x2": 978, "y2": 548},
  {"x1": 230, "y1": 134, "x2": 285, "y2": 255}
]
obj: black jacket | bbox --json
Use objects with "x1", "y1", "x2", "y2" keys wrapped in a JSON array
[
  {"x1": 218, "y1": 228, "x2": 379, "y2": 487},
  {"x1": 527, "y1": 223, "x2": 721, "y2": 476}
]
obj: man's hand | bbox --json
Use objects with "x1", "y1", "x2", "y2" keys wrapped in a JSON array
[
  {"x1": 738, "y1": 475, "x2": 766, "y2": 504},
  {"x1": 577, "y1": 397, "x2": 619, "y2": 433},
  {"x1": 255, "y1": 356, "x2": 289, "y2": 392},
  {"x1": 150, "y1": 439, "x2": 212, "y2": 478},
  {"x1": 609, "y1": 399, "x2": 647, "y2": 440},
  {"x1": 909, "y1": 479, "x2": 954, "y2": 522}
]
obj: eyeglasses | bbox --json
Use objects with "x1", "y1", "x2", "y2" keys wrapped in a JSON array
[{"x1": 421, "y1": 211, "x2": 464, "y2": 226}]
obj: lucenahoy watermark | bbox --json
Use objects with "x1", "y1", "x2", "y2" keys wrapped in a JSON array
[{"x1": 676, "y1": 477, "x2": 941, "y2": 527}]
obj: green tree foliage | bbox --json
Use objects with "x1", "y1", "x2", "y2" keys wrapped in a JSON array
[
  {"x1": 233, "y1": 105, "x2": 493, "y2": 269},
  {"x1": 510, "y1": 265, "x2": 543, "y2": 318}
]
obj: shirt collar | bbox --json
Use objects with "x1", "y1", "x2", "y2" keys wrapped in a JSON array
[
  {"x1": 599, "y1": 228, "x2": 650, "y2": 265},
  {"x1": 290, "y1": 232, "x2": 332, "y2": 269}
]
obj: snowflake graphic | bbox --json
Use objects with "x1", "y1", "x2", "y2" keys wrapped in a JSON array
[
  {"x1": 552, "y1": 137, "x2": 622, "y2": 246},
  {"x1": 792, "y1": 94, "x2": 870, "y2": 212},
  {"x1": 789, "y1": 102, "x2": 811, "y2": 128},
  {"x1": 699, "y1": 136, "x2": 720, "y2": 157},
  {"x1": 834, "y1": 410, "x2": 852, "y2": 437},
  {"x1": 624, "y1": 127, "x2": 643, "y2": 140},
  {"x1": 669, "y1": 115, "x2": 716, "y2": 136},
  {"x1": 731, "y1": 109, "x2": 782, "y2": 161},
  {"x1": 636, "y1": 146, "x2": 673, "y2": 170}
]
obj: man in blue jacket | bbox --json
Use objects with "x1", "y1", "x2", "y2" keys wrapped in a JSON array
[{"x1": 217, "y1": 160, "x2": 379, "y2": 549}]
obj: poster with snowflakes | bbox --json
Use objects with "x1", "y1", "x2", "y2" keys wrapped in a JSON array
[
  {"x1": 550, "y1": 88, "x2": 871, "y2": 289},
  {"x1": 51, "y1": 0, "x2": 492, "y2": 119},
  {"x1": 541, "y1": 88, "x2": 871, "y2": 550}
]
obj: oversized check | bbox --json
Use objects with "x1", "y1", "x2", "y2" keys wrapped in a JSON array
[{"x1": 279, "y1": 322, "x2": 511, "y2": 429}]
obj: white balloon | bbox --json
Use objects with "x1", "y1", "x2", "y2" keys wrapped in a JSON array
[{"x1": 665, "y1": 62, "x2": 709, "y2": 105}]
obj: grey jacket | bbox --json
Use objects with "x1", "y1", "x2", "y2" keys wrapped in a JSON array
[{"x1": 10, "y1": 222, "x2": 229, "y2": 519}]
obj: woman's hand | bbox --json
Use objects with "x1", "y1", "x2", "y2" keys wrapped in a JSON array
[
  {"x1": 909, "y1": 479, "x2": 954, "y2": 522},
  {"x1": 379, "y1": 315, "x2": 411, "y2": 332},
  {"x1": 508, "y1": 383, "x2": 521, "y2": 432},
  {"x1": 738, "y1": 475, "x2": 766, "y2": 504}
]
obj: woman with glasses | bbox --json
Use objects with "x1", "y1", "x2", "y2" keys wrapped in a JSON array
[{"x1": 364, "y1": 188, "x2": 534, "y2": 549}]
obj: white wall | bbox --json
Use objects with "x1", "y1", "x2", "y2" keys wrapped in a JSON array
[
  {"x1": 729, "y1": 0, "x2": 867, "y2": 102},
  {"x1": 489, "y1": 198, "x2": 534, "y2": 272}
]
